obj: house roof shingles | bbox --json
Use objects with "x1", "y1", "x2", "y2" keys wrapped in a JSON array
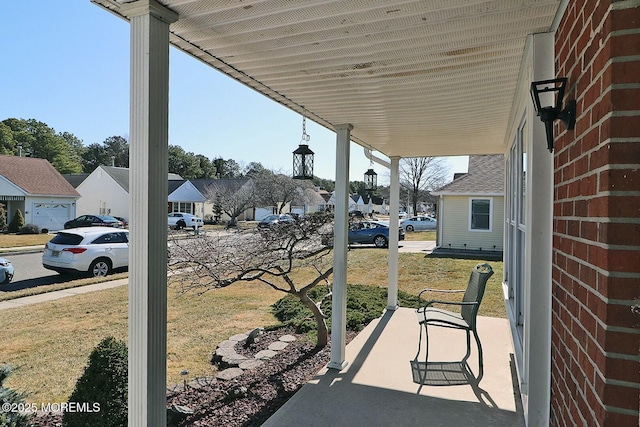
[
  {"x1": 434, "y1": 155, "x2": 505, "y2": 195},
  {"x1": 0, "y1": 155, "x2": 79, "y2": 197},
  {"x1": 98, "y1": 166, "x2": 184, "y2": 193}
]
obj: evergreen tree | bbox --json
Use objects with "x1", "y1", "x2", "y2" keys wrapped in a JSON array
[{"x1": 8, "y1": 209, "x2": 24, "y2": 233}]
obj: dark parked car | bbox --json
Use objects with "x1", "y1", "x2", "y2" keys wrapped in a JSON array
[
  {"x1": 257, "y1": 214, "x2": 295, "y2": 229},
  {"x1": 348, "y1": 220, "x2": 405, "y2": 248},
  {"x1": 64, "y1": 215, "x2": 123, "y2": 229}
]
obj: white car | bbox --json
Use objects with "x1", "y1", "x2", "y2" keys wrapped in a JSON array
[
  {"x1": 42, "y1": 227, "x2": 129, "y2": 277},
  {"x1": 400, "y1": 215, "x2": 437, "y2": 231},
  {"x1": 168, "y1": 213, "x2": 204, "y2": 230},
  {"x1": 398, "y1": 211, "x2": 408, "y2": 219}
]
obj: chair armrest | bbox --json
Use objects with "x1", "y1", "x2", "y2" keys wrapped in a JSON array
[
  {"x1": 422, "y1": 300, "x2": 479, "y2": 309},
  {"x1": 418, "y1": 288, "x2": 465, "y2": 300}
]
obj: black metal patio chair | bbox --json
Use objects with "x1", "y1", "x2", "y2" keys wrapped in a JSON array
[{"x1": 414, "y1": 263, "x2": 494, "y2": 382}]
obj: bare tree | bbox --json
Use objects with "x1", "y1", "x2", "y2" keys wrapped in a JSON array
[
  {"x1": 204, "y1": 179, "x2": 255, "y2": 226},
  {"x1": 168, "y1": 212, "x2": 335, "y2": 347},
  {"x1": 400, "y1": 157, "x2": 449, "y2": 214},
  {"x1": 253, "y1": 169, "x2": 311, "y2": 214}
]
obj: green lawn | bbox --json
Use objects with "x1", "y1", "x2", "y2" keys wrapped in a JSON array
[
  {"x1": 0, "y1": 246, "x2": 503, "y2": 403},
  {"x1": 0, "y1": 233, "x2": 51, "y2": 248}
]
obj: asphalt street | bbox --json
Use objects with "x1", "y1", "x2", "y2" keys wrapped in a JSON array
[{"x1": 0, "y1": 251, "x2": 77, "y2": 292}]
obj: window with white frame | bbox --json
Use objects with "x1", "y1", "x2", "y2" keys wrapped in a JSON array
[
  {"x1": 172, "y1": 202, "x2": 193, "y2": 214},
  {"x1": 506, "y1": 118, "x2": 527, "y2": 344},
  {"x1": 469, "y1": 198, "x2": 492, "y2": 231}
]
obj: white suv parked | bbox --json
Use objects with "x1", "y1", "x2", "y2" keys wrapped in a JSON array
[{"x1": 42, "y1": 227, "x2": 129, "y2": 277}]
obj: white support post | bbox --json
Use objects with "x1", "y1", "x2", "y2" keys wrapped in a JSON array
[
  {"x1": 387, "y1": 157, "x2": 400, "y2": 309},
  {"x1": 523, "y1": 31, "x2": 554, "y2": 426},
  {"x1": 121, "y1": 1, "x2": 177, "y2": 426},
  {"x1": 328, "y1": 123, "x2": 352, "y2": 370}
]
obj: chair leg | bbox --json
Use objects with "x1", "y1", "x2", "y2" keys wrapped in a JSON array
[
  {"x1": 462, "y1": 330, "x2": 472, "y2": 364},
  {"x1": 423, "y1": 324, "x2": 430, "y2": 382},
  {"x1": 473, "y1": 330, "x2": 484, "y2": 381},
  {"x1": 415, "y1": 322, "x2": 423, "y2": 361}
]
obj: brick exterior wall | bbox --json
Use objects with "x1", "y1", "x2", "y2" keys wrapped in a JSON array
[{"x1": 551, "y1": 1, "x2": 640, "y2": 426}]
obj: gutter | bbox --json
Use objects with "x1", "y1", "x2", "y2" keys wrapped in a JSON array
[{"x1": 364, "y1": 148, "x2": 391, "y2": 169}]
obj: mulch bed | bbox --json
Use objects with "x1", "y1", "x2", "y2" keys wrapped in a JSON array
[
  {"x1": 167, "y1": 327, "x2": 356, "y2": 426},
  {"x1": 31, "y1": 328, "x2": 355, "y2": 426}
]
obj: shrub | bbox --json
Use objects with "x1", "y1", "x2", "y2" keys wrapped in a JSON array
[
  {"x1": 63, "y1": 337, "x2": 128, "y2": 427},
  {"x1": 271, "y1": 284, "x2": 421, "y2": 334},
  {"x1": 0, "y1": 203, "x2": 6, "y2": 231},
  {"x1": 18, "y1": 224, "x2": 40, "y2": 235},
  {"x1": 8, "y1": 209, "x2": 25, "y2": 233},
  {"x1": 0, "y1": 365, "x2": 32, "y2": 427}
]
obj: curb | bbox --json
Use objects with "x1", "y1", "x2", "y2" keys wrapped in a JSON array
[{"x1": 0, "y1": 246, "x2": 45, "y2": 256}]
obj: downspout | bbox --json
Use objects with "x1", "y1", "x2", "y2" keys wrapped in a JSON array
[{"x1": 437, "y1": 194, "x2": 444, "y2": 248}]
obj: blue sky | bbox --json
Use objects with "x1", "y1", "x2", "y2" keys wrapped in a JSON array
[{"x1": 1, "y1": 1, "x2": 468, "y2": 183}]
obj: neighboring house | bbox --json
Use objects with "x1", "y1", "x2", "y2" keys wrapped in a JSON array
[
  {"x1": 191, "y1": 178, "x2": 255, "y2": 222},
  {"x1": 74, "y1": 166, "x2": 183, "y2": 221},
  {"x1": 168, "y1": 179, "x2": 206, "y2": 218},
  {"x1": 326, "y1": 192, "x2": 361, "y2": 212},
  {"x1": 431, "y1": 155, "x2": 504, "y2": 255},
  {"x1": 62, "y1": 173, "x2": 90, "y2": 189},
  {"x1": 361, "y1": 194, "x2": 384, "y2": 215},
  {"x1": 0, "y1": 155, "x2": 79, "y2": 232},
  {"x1": 290, "y1": 187, "x2": 328, "y2": 216}
]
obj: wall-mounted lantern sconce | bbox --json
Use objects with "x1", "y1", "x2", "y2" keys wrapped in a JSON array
[
  {"x1": 292, "y1": 115, "x2": 314, "y2": 180},
  {"x1": 364, "y1": 167, "x2": 377, "y2": 192},
  {"x1": 530, "y1": 77, "x2": 576, "y2": 152}
]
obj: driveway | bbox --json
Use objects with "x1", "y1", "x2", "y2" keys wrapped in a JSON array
[{"x1": 398, "y1": 241, "x2": 436, "y2": 253}]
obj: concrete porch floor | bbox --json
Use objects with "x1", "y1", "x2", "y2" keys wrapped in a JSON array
[{"x1": 263, "y1": 307, "x2": 524, "y2": 427}]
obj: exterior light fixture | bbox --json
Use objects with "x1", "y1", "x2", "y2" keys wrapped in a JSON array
[
  {"x1": 293, "y1": 115, "x2": 314, "y2": 180},
  {"x1": 530, "y1": 77, "x2": 576, "y2": 152},
  {"x1": 364, "y1": 160, "x2": 377, "y2": 192}
]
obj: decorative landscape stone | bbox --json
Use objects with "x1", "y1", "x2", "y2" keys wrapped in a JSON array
[
  {"x1": 254, "y1": 349, "x2": 278, "y2": 360},
  {"x1": 268, "y1": 341, "x2": 289, "y2": 351},
  {"x1": 216, "y1": 367, "x2": 244, "y2": 381},
  {"x1": 279, "y1": 334, "x2": 297, "y2": 342}
]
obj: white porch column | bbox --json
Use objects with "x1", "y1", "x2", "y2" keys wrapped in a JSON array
[
  {"x1": 387, "y1": 156, "x2": 400, "y2": 309},
  {"x1": 523, "y1": 31, "x2": 554, "y2": 426},
  {"x1": 121, "y1": 1, "x2": 177, "y2": 426},
  {"x1": 328, "y1": 123, "x2": 352, "y2": 370}
]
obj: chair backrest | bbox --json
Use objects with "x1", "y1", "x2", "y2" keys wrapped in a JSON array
[{"x1": 461, "y1": 263, "x2": 494, "y2": 326}]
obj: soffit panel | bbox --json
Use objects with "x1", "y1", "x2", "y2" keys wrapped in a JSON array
[{"x1": 94, "y1": 0, "x2": 560, "y2": 157}]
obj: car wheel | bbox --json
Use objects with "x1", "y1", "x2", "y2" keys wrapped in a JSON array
[
  {"x1": 405, "y1": 225, "x2": 414, "y2": 232},
  {"x1": 89, "y1": 258, "x2": 111, "y2": 277},
  {"x1": 1, "y1": 272, "x2": 12, "y2": 284},
  {"x1": 176, "y1": 220, "x2": 186, "y2": 230},
  {"x1": 373, "y1": 235, "x2": 388, "y2": 248}
]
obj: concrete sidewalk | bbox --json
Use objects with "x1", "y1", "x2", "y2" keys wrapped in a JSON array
[
  {"x1": 0, "y1": 278, "x2": 128, "y2": 311},
  {"x1": 0, "y1": 245, "x2": 45, "y2": 255}
]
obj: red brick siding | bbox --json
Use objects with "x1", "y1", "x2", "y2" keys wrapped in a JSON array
[{"x1": 551, "y1": 1, "x2": 640, "y2": 426}]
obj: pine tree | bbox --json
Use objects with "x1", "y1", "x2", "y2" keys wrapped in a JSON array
[{"x1": 8, "y1": 209, "x2": 24, "y2": 233}]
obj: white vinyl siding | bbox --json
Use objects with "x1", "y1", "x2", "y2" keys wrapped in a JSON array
[{"x1": 439, "y1": 195, "x2": 504, "y2": 251}]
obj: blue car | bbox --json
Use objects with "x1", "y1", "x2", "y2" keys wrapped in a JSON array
[
  {"x1": 0, "y1": 257, "x2": 14, "y2": 284},
  {"x1": 348, "y1": 221, "x2": 405, "y2": 248}
]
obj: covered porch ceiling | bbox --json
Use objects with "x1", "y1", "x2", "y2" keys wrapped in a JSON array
[{"x1": 93, "y1": 0, "x2": 561, "y2": 158}]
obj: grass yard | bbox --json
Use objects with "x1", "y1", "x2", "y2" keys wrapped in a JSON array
[
  {"x1": 403, "y1": 230, "x2": 436, "y2": 241},
  {"x1": 0, "y1": 233, "x2": 51, "y2": 248},
  {"x1": 0, "y1": 248, "x2": 503, "y2": 403}
]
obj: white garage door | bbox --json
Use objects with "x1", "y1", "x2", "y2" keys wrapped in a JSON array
[
  {"x1": 33, "y1": 203, "x2": 71, "y2": 231},
  {"x1": 255, "y1": 207, "x2": 275, "y2": 221}
]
